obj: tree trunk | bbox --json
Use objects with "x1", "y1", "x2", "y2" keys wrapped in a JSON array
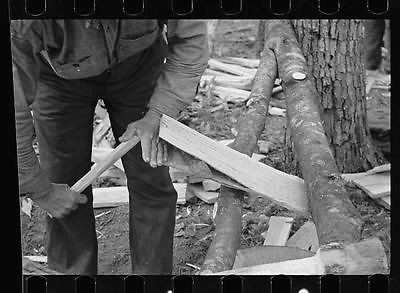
[{"x1": 289, "y1": 20, "x2": 384, "y2": 173}]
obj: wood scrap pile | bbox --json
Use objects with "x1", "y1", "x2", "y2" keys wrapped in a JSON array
[
  {"x1": 199, "y1": 58, "x2": 286, "y2": 116},
  {"x1": 169, "y1": 138, "x2": 267, "y2": 205}
]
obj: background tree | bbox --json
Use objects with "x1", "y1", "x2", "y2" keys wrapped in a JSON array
[{"x1": 257, "y1": 20, "x2": 385, "y2": 173}]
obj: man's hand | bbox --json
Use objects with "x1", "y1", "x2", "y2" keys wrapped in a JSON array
[
  {"x1": 32, "y1": 183, "x2": 88, "y2": 219},
  {"x1": 119, "y1": 110, "x2": 168, "y2": 167}
]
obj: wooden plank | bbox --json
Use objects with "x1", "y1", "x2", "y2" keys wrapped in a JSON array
[
  {"x1": 208, "y1": 58, "x2": 257, "y2": 77},
  {"x1": 366, "y1": 164, "x2": 390, "y2": 175},
  {"x1": 187, "y1": 184, "x2": 219, "y2": 204},
  {"x1": 376, "y1": 195, "x2": 390, "y2": 210},
  {"x1": 210, "y1": 252, "x2": 324, "y2": 275},
  {"x1": 286, "y1": 221, "x2": 319, "y2": 252},
  {"x1": 169, "y1": 167, "x2": 189, "y2": 183},
  {"x1": 159, "y1": 115, "x2": 308, "y2": 213},
  {"x1": 175, "y1": 183, "x2": 188, "y2": 205},
  {"x1": 24, "y1": 255, "x2": 48, "y2": 263},
  {"x1": 342, "y1": 172, "x2": 390, "y2": 199},
  {"x1": 320, "y1": 237, "x2": 388, "y2": 275},
  {"x1": 233, "y1": 246, "x2": 315, "y2": 269},
  {"x1": 23, "y1": 257, "x2": 61, "y2": 275},
  {"x1": 93, "y1": 186, "x2": 129, "y2": 208},
  {"x1": 202, "y1": 179, "x2": 221, "y2": 191},
  {"x1": 93, "y1": 183, "x2": 188, "y2": 208},
  {"x1": 219, "y1": 57, "x2": 260, "y2": 68},
  {"x1": 262, "y1": 216, "x2": 294, "y2": 246}
]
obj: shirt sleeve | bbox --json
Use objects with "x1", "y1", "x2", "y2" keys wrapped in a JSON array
[
  {"x1": 148, "y1": 20, "x2": 209, "y2": 118},
  {"x1": 10, "y1": 21, "x2": 52, "y2": 198}
]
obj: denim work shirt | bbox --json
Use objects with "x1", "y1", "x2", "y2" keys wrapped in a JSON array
[{"x1": 10, "y1": 19, "x2": 209, "y2": 196}]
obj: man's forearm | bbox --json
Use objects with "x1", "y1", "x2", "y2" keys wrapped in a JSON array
[{"x1": 148, "y1": 20, "x2": 209, "y2": 118}]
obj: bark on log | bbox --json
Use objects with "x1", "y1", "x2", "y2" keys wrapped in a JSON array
[
  {"x1": 264, "y1": 20, "x2": 362, "y2": 245},
  {"x1": 291, "y1": 20, "x2": 384, "y2": 172},
  {"x1": 199, "y1": 32, "x2": 278, "y2": 274}
]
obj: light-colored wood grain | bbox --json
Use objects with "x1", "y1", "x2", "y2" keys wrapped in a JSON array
[
  {"x1": 286, "y1": 221, "x2": 319, "y2": 252},
  {"x1": 376, "y1": 195, "x2": 390, "y2": 210},
  {"x1": 366, "y1": 164, "x2": 390, "y2": 175},
  {"x1": 210, "y1": 251, "x2": 324, "y2": 275},
  {"x1": 93, "y1": 186, "x2": 129, "y2": 208},
  {"x1": 233, "y1": 246, "x2": 315, "y2": 269},
  {"x1": 93, "y1": 183, "x2": 187, "y2": 208},
  {"x1": 72, "y1": 138, "x2": 140, "y2": 193},
  {"x1": 262, "y1": 216, "x2": 294, "y2": 246},
  {"x1": 208, "y1": 58, "x2": 257, "y2": 77},
  {"x1": 169, "y1": 167, "x2": 189, "y2": 183},
  {"x1": 202, "y1": 179, "x2": 221, "y2": 191},
  {"x1": 24, "y1": 255, "x2": 48, "y2": 263},
  {"x1": 187, "y1": 184, "x2": 219, "y2": 204},
  {"x1": 159, "y1": 115, "x2": 308, "y2": 213},
  {"x1": 342, "y1": 172, "x2": 390, "y2": 199},
  {"x1": 219, "y1": 57, "x2": 260, "y2": 68},
  {"x1": 175, "y1": 183, "x2": 188, "y2": 205}
]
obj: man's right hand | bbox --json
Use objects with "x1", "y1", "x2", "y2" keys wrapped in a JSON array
[{"x1": 31, "y1": 183, "x2": 88, "y2": 219}]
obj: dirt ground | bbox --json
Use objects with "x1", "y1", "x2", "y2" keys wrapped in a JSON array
[{"x1": 20, "y1": 20, "x2": 391, "y2": 275}]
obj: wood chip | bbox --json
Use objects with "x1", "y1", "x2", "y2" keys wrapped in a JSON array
[
  {"x1": 262, "y1": 216, "x2": 294, "y2": 246},
  {"x1": 187, "y1": 184, "x2": 219, "y2": 204},
  {"x1": 286, "y1": 221, "x2": 319, "y2": 252}
]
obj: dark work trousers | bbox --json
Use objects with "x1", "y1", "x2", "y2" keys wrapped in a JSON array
[
  {"x1": 363, "y1": 19, "x2": 386, "y2": 70},
  {"x1": 31, "y1": 37, "x2": 177, "y2": 275}
]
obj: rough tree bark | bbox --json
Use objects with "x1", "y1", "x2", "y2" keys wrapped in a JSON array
[
  {"x1": 199, "y1": 41, "x2": 278, "y2": 274},
  {"x1": 287, "y1": 20, "x2": 384, "y2": 173},
  {"x1": 264, "y1": 20, "x2": 362, "y2": 246}
]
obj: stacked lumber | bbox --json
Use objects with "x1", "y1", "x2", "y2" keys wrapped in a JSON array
[
  {"x1": 200, "y1": 58, "x2": 285, "y2": 116},
  {"x1": 342, "y1": 164, "x2": 390, "y2": 210}
]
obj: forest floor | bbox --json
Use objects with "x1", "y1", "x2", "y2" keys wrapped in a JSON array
[{"x1": 20, "y1": 20, "x2": 391, "y2": 275}]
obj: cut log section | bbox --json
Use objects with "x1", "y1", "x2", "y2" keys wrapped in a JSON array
[
  {"x1": 261, "y1": 216, "x2": 294, "y2": 246},
  {"x1": 159, "y1": 114, "x2": 308, "y2": 214},
  {"x1": 174, "y1": 183, "x2": 187, "y2": 205},
  {"x1": 286, "y1": 221, "x2": 319, "y2": 252},
  {"x1": 24, "y1": 255, "x2": 48, "y2": 263}
]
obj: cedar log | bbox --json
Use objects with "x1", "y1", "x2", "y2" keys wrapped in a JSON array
[
  {"x1": 264, "y1": 20, "x2": 362, "y2": 245},
  {"x1": 199, "y1": 40, "x2": 278, "y2": 274}
]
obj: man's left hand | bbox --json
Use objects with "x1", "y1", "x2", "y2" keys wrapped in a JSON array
[{"x1": 119, "y1": 110, "x2": 168, "y2": 167}]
